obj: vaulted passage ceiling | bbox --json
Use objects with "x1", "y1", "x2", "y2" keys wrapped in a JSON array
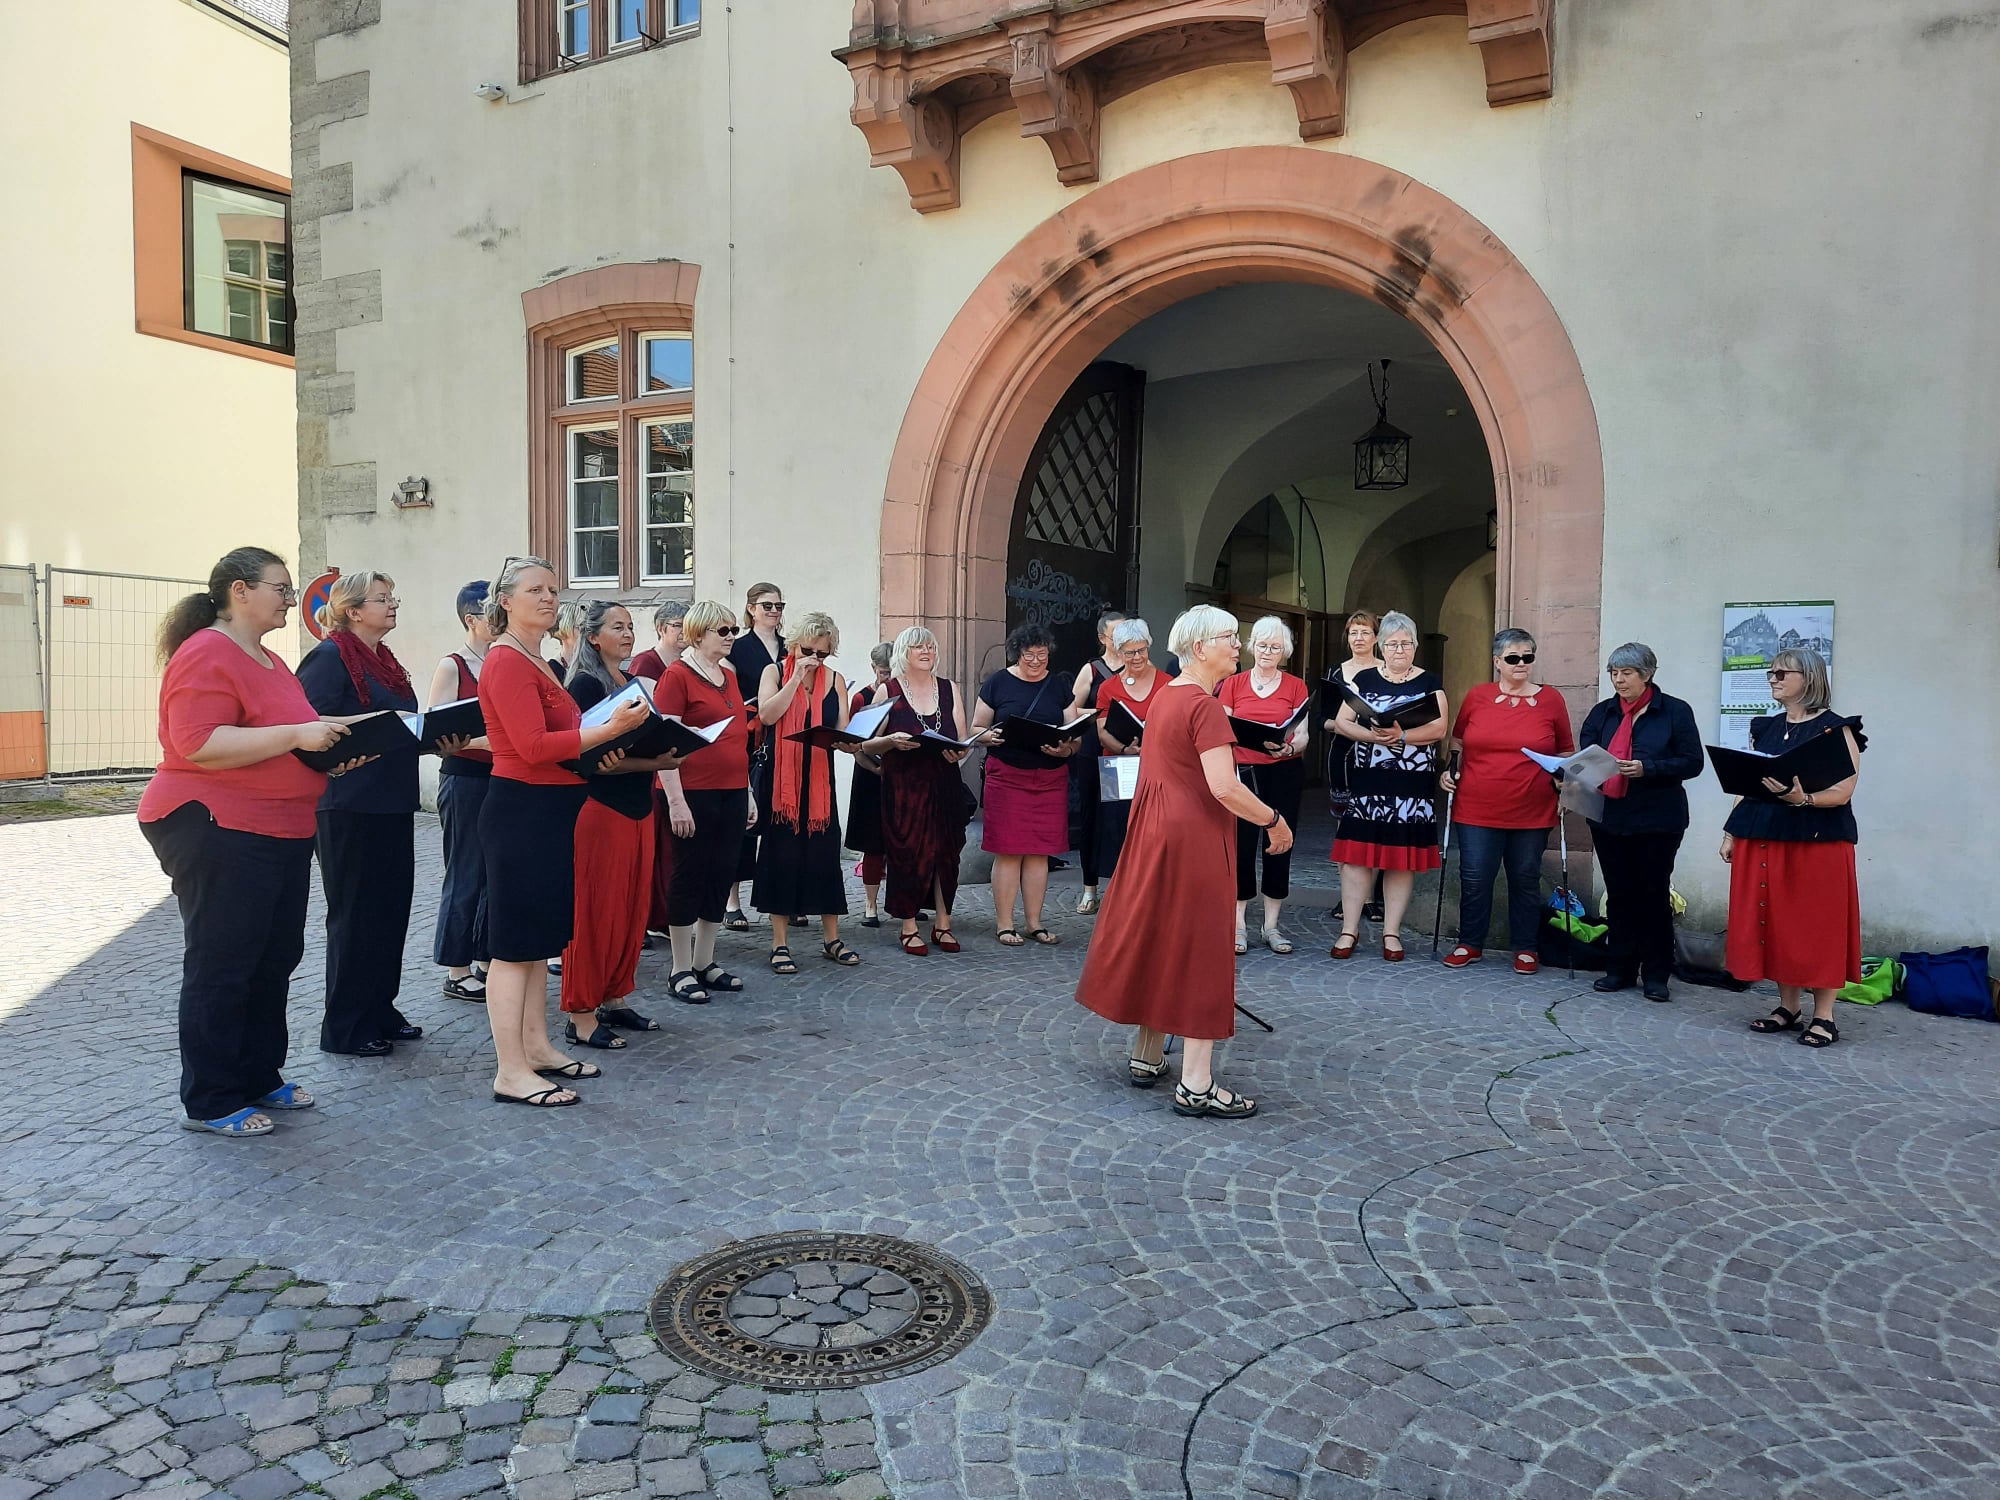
[{"x1": 835, "y1": 0, "x2": 1556, "y2": 210}]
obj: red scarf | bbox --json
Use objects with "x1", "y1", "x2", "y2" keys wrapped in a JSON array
[
  {"x1": 332, "y1": 629, "x2": 411, "y2": 708},
  {"x1": 770, "y1": 657, "x2": 832, "y2": 833},
  {"x1": 1600, "y1": 685, "x2": 1654, "y2": 799}
]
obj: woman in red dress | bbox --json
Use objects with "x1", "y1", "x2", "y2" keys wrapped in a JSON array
[{"x1": 1074, "y1": 606, "x2": 1294, "y2": 1120}]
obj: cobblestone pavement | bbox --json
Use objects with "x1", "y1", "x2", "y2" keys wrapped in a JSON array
[{"x1": 6, "y1": 812, "x2": 2000, "y2": 1499}]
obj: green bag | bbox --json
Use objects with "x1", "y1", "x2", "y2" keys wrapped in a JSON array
[{"x1": 1839, "y1": 957, "x2": 1900, "y2": 1006}]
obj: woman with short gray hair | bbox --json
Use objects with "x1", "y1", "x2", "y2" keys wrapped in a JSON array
[
  {"x1": 1085, "y1": 617, "x2": 1162, "y2": 886},
  {"x1": 1577, "y1": 641, "x2": 1704, "y2": 1001},
  {"x1": 1217, "y1": 616, "x2": 1311, "y2": 953}
]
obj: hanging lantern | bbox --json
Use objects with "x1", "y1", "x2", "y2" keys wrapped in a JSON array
[{"x1": 1352, "y1": 359, "x2": 1411, "y2": 491}]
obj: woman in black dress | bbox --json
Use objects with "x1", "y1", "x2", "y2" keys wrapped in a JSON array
[
  {"x1": 753, "y1": 610, "x2": 859, "y2": 973},
  {"x1": 1064, "y1": 609, "x2": 1125, "y2": 915},
  {"x1": 724, "y1": 580, "x2": 786, "y2": 928},
  {"x1": 844, "y1": 643, "x2": 893, "y2": 925}
]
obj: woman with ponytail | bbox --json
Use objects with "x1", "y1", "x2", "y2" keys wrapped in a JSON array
[
  {"x1": 298, "y1": 571, "x2": 429, "y2": 1058},
  {"x1": 138, "y1": 547, "x2": 365, "y2": 1137}
]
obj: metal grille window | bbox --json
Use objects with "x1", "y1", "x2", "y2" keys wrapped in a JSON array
[
  {"x1": 641, "y1": 418, "x2": 694, "y2": 582},
  {"x1": 1024, "y1": 391, "x2": 1120, "y2": 552}
]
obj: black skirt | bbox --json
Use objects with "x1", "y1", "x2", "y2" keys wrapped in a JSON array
[
  {"x1": 480, "y1": 776, "x2": 587, "y2": 962},
  {"x1": 754, "y1": 752, "x2": 849, "y2": 917},
  {"x1": 844, "y1": 764, "x2": 884, "y2": 856}
]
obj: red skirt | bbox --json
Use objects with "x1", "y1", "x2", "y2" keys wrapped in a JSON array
[
  {"x1": 1332, "y1": 838, "x2": 1440, "y2": 873},
  {"x1": 561, "y1": 799, "x2": 654, "y2": 1013},
  {"x1": 1725, "y1": 838, "x2": 1861, "y2": 990},
  {"x1": 980, "y1": 760, "x2": 1069, "y2": 855},
  {"x1": 647, "y1": 787, "x2": 675, "y2": 933}
]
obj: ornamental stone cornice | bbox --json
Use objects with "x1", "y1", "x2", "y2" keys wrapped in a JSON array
[{"x1": 837, "y1": 0, "x2": 1555, "y2": 211}]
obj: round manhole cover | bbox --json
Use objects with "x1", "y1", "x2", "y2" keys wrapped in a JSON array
[{"x1": 647, "y1": 1232, "x2": 993, "y2": 1390}]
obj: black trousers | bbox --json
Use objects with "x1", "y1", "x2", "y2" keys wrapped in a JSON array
[
  {"x1": 316, "y1": 810, "x2": 414, "y2": 1052},
  {"x1": 1594, "y1": 827, "x2": 1684, "y2": 983},
  {"x1": 432, "y1": 772, "x2": 490, "y2": 968},
  {"x1": 669, "y1": 787, "x2": 749, "y2": 926},
  {"x1": 141, "y1": 802, "x2": 313, "y2": 1121},
  {"x1": 1074, "y1": 755, "x2": 1103, "y2": 885},
  {"x1": 1234, "y1": 758, "x2": 1306, "y2": 900}
]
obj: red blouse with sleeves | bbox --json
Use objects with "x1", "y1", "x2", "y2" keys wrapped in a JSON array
[
  {"x1": 651, "y1": 659, "x2": 750, "y2": 791},
  {"x1": 1216, "y1": 670, "x2": 1309, "y2": 767},
  {"x1": 479, "y1": 646, "x2": 584, "y2": 785}
]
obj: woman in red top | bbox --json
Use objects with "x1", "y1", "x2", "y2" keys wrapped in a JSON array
[
  {"x1": 1216, "y1": 617, "x2": 1312, "y2": 956},
  {"x1": 1075, "y1": 607, "x2": 1292, "y2": 1119},
  {"x1": 1088, "y1": 619, "x2": 1164, "y2": 887},
  {"x1": 476, "y1": 557, "x2": 649, "y2": 1107},
  {"x1": 651, "y1": 600, "x2": 756, "y2": 1004},
  {"x1": 138, "y1": 547, "x2": 363, "y2": 1138},
  {"x1": 1438, "y1": 628, "x2": 1573, "y2": 973}
]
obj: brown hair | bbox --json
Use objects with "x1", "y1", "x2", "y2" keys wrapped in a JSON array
[
  {"x1": 1344, "y1": 610, "x2": 1381, "y2": 633},
  {"x1": 158, "y1": 546, "x2": 287, "y2": 662},
  {"x1": 741, "y1": 581, "x2": 782, "y2": 630}
]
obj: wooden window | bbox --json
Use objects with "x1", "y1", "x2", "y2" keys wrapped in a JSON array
[
  {"x1": 519, "y1": 0, "x2": 698, "y2": 82},
  {"x1": 524, "y1": 264, "x2": 702, "y2": 590}
]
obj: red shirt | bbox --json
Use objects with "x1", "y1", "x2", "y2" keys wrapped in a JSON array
[
  {"x1": 138, "y1": 629, "x2": 327, "y2": 839},
  {"x1": 1216, "y1": 670, "x2": 1309, "y2": 766},
  {"x1": 628, "y1": 648, "x2": 669, "y2": 682},
  {"x1": 1450, "y1": 684, "x2": 1574, "y2": 829},
  {"x1": 479, "y1": 646, "x2": 584, "y2": 785},
  {"x1": 652, "y1": 659, "x2": 750, "y2": 791},
  {"x1": 1097, "y1": 670, "x2": 1161, "y2": 748}
]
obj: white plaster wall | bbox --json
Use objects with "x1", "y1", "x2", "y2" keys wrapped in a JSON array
[
  {"x1": 0, "y1": 0, "x2": 295, "y2": 578},
  {"x1": 312, "y1": 4, "x2": 2000, "y2": 946}
]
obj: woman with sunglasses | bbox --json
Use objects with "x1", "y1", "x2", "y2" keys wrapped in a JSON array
[
  {"x1": 1438, "y1": 629, "x2": 1573, "y2": 975},
  {"x1": 723, "y1": 582, "x2": 786, "y2": 929},
  {"x1": 1576, "y1": 642, "x2": 1704, "y2": 1001}
]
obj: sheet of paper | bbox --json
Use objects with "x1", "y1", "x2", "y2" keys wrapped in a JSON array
[
  {"x1": 847, "y1": 701, "x2": 894, "y2": 739},
  {"x1": 1098, "y1": 755, "x2": 1141, "y2": 801}
]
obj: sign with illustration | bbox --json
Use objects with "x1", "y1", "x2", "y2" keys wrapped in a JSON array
[
  {"x1": 301, "y1": 567, "x2": 342, "y2": 641},
  {"x1": 1719, "y1": 600, "x2": 1834, "y2": 748}
]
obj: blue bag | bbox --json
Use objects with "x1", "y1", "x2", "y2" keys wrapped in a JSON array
[{"x1": 1898, "y1": 947, "x2": 1992, "y2": 1021}]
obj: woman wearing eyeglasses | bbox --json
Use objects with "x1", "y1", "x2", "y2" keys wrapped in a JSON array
[
  {"x1": 753, "y1": 611, "x2": 860, "y2": 972},
  {"x1": 970, "y1": 622, "x2": 1081, "y2": 947},
  {"x1": 1437, "y1": 629, "x2": 1573, "y2": 975},
  {"x1": 1576, "y1": 642, "x2": 1704, "y2": 1001},
  {"x1": 1722, "y1": 647, "x2": 1864, "y2": 1047},
  {"x1": 298, "y1": 571, "x2": 434, "y2": 1058},
  {"x1": 1082, "y1": 619, "x2": 1162, "y2": 889},
  {"x1": 723, "y1": 581, "x2": 786, "y2": 929}
]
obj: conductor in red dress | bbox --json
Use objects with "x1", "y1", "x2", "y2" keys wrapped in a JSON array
[{"x1": 1074, "y1": 606, "x2": 1293, "y2": 1120}]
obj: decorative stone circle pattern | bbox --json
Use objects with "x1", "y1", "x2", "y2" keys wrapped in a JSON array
[{"x1": 648, "y1": 1232, "x2": 992, "y2": 1390}]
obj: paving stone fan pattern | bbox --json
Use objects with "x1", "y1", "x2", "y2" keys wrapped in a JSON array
[{"x1": 652, "y1": 1236, "x2": 992, "y2": 1390}]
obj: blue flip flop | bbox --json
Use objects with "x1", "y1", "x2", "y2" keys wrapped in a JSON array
[
  {"x1": 179, "y1": 1107, "x2": 274, "y2": 1138},
  {"x1": 254, "y1": 1082, "x2": 315, "y2": 1111}
]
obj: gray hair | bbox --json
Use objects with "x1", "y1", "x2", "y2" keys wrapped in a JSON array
[
  {"x1": 485, "y1": 555, "x2": 555, "y2": 635},
  {"x1": 1377, "y1": 611, "x2": 1418, "y2": 647},
  {"x1": 1167, "y1": 604, "x2": 1238, "y2": 663},
  {"x1": 890, "y1": 625, "x2": 938, "y2": 679},
  {"x1": 1606, "y1": 642, "x2": 1657, "y2": 680},
  {"x1": 1110, "y1": 618, "x2": 1152, "y2": 652},
  {"x1": 1249, "y1": 615, "x2": 1295, "y2": 658},
  {"x1": 653, "y1": 600, "x2": 688, "y2": 631},
  {"x1": 1492, "y1": 627, "x2": 1536, "y2": 657},
  {"x1": 869, "y1": 642, "x2": 892, "y2": 672},
  {"x1": 1770, "y1": 647, "x2": 1832, "y2": 714},
  {"x1": 565, "y1": 600, "x2": 629, "y2": 696}
]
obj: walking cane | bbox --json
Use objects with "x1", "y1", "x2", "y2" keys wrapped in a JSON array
[
  {"x1": 1556, "y1": 805, "x2": 1575, "y2": 979},
  {"x1": 1431, "y1": 751, "x2": 1460, "y2": 955},
  {"x1": 1234, "y1": 1002, "x2": 1275, "y2": 1033}
]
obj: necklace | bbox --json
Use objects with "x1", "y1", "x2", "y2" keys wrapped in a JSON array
[
  {"x1": 900, "y1": 674, "x2": 941, "y2": 728},
  {"x1": 681, "y1": 647, "x2": 724, "y2": 686},
  {"x1": 1380, "y1": 664, "x2": 1418, "y2": 685},
  {"x1": 1249, "y1": 666, "x2": 1281, "y2": 697},
  {"x1": 502, "y1": 630, "x2": 559, "y2": 682}
]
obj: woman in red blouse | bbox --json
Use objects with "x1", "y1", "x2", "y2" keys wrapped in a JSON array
[
  {"x1": 1216, "y1": 617, "x2": 1312, "y2": 955},
  {"x1": 1437, "y1": 628, "x2": 1572, "y2": 973},
  {"x1": 139, "y1": 547, "x2": 364, "y2": 1138},
  {"x1": 476, "y1": 557, "x2": 649, "y2": 1107},
  {"x1": 1086, "y1": 619, "x2": 1163, "y2": 887},
  {"x1": 651, "y1": 599, "x2": 756, "y2": 1004}
]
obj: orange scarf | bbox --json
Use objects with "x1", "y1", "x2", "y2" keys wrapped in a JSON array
[{"x1": 770, "y1": 658, "x2": 832, "y2": 832}]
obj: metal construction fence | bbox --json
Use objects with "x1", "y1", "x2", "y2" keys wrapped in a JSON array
[{"x1": 0, "y1": 565, "x2": 203, "y2": 784}]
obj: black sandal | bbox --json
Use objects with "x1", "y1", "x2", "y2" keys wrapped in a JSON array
[
  {"x1": 564, "y1": 1020, "x2": 626, "y2": 1049},
  {"x1": 492, "y1": 1087, "x2": 580, "y2": 1108},
  {"x1": 769, "y1": 946, "x2": 798, "y2": 975},
  {"x1": 1027, "y1": 928, "x2": 1059, "y2": 946},
  {"x1": 1128, "y1": 1057, "x2": 1168, "y2": 1089},
  {"x1": 996, "y1": 929, "x2": 1024, "y2": 947},
  {"x1": 442, "y1": 974, "x2": 487, "y2": 1003},
  {"x1": 600, "y1": 1006, "x2": 660, "y2": 1031},
  {"x1": 1749, "y1": 1005, "x2": 1802, "y2": 1034},
  {"x1": 1799, "y1": 1016, "x2": 1840, "y2": 1048},
  {"x1": 669, "y1": 970, "x2": 710, "y2": 1006},
  {"x1": 821, "y1": 939, "x2": 860, "y2": 966},
  {"x1": 535, "y1": 1060, "x2": 601, "y2": 1080},
  {"x1": 697, "y1": 963, "x2": 744, "y2": 993},
  {"x1": 722, "y1": 909, "x2": 750, "y2": 932},
  {"x1": 1172, "y1": 1080, "x2": 1257, "y2": 1119}
]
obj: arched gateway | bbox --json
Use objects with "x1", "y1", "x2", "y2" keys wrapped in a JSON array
[{"x1": 878, "y1": 145, "x2": 1604, "y2": 713}]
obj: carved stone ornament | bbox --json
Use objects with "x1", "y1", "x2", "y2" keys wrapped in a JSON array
[{"x1": 837, "y1": 0, "x2": 1557, "y2": 212}]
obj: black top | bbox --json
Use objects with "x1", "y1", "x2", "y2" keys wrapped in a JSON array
[
  {"x1": 296, "y1": 638, "x2": 419, "y2": 816},
  {"x1": 567, "y1": 675, "x2": 655, "y2": 821},
  {"x1": 979, "y1": 669, "x2": 1070, "y2": 769},
  {"x1": 1722, "y1": 711, "x2": 1864, "y2": 844},
  {"x1": 728, "y1": 630, "x2": 783, "y2": 704},
  {"x1": 1577, "y1": 686, "x2": 1705, "y2": 836}
]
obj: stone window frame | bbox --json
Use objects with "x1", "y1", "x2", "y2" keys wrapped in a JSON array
[
  {"x1": 131, "y1": 124, "x2": 294, "y2": 368},
  {"x1": 518, "y1": 0, "x2": 700, "y2": 83},
  {"x1": 524, "y1": 263, "x2": 702, "y2": 591}
]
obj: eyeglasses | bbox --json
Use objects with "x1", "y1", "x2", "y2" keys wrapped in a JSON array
[
  {"x1": 757, "y1": 600, "x2": 786, "y2": 613},
  {"x1": 248, "y1": 581, "x2": 299, "y2": 603},
  {"x1": 1015, "y1": 652, "x2": 1050, "y2": 666},
  {"x1": 1204, "y1": 633, "x2": 1240, "y2": 646},
  {"x1": 1765, "y1": 668, "x2": 1796, "y2": 680},
  {"x1": 365, "y1": 596, "x2": 400, "y2": 608},
  {"x1": 1500, "y1": 652, "x2": 1536, "y2": 666},
  {"x1": 713, "y1": 625, "x2": 740, "y2": 639},
  {"x1": 1382, "y1": 639, "x2": 1417, "y2": 650}
]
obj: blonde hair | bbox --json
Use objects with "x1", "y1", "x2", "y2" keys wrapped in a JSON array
[
  {"x1": 1249, "y1": 615, "x2": 1294, "y2": 658},
  {"x1": 314, "y1": 571, "x2": 393, "y2": 634},
  {"x1": 742, "y1": 581, "x2": 782, "y2": 630},
  {"x1": 784, "y1": 610, "x2": 840, "y2": 654},
  {"x1": 1771, "y1": 647, "x2": 1832, "y2": 714},
  {"x1": 485, "y1": 555, "x2": 555, "y2": 634},
  {"x1": 553, "y1": 599, "x2": 586, "y2": 645},
  {"x1": 890, "y1": 626, "x2": 938, "y2": 679},
  {"x1": 681, "y1": 599, "x2": 736, "y2": 646},
  {"x1": 1168, "y1": 604, "x2": 1238, "y2": 663}
]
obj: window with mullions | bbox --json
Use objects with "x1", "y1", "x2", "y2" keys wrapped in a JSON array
[
  {"x1": 641, "y1": 418, "x2": 694, "y2": 582},
  {"x1": 567, "y1": 425, "x2": 621, "y2": 585},
  {"x1": 183, "y1": 173, "x2": 292, "y2": 354},
  {"x1": 530, "y1": 0, "x2": 699, "y2": 78}
]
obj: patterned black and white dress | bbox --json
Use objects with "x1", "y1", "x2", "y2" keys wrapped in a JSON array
[{"x1": 1331, "y1": 666, "x2": 1443, "y2": 872}]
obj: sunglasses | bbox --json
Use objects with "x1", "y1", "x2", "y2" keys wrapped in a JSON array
[
  {"x1": 1500, "y1": 652, "x2": 1536, "y2": 666},
  {"x1": 713, "y1": 625, "x2": 740, "y2": 639},
  {"x1": 796, "y1": 647, "x2": 830, "y2": 660},
  {"x1": 758, "y1": 600, "x2": 786, "y2": 612},
  {"x1": 1765, "y1": 668, "x2": 1796, "y2": 680}
]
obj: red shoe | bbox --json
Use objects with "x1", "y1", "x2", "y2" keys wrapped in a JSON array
[
  {"x1": 1329, "y1": 932, "x2": 1360, "y2": 960},
  {"x1": 899, "y1": 931, "x2": 928, "y2": 956},
  {"x1": 930, "y1": 927, "x2": 961, "y2": 953},
  {"x1": 1382, "y1": 936, "x2": 1406, "y2": 963},
  {"x1": 1441, "y1": 945, "x2": 1483, "y2": 968},
  {"x1": 1513, "y1": 951, "x2": 1539, "y2": 975}
]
